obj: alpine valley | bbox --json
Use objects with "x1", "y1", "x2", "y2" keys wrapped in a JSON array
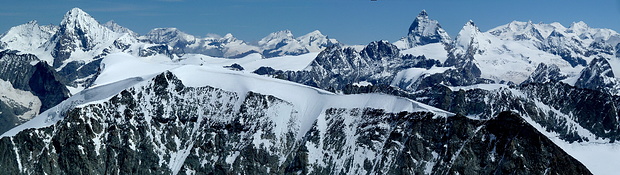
[{"x1": 0, "y1": 7, "x2": 619, "y2": 174}]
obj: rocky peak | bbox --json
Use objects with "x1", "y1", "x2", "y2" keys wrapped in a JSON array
[
  {"x1": 58, "y1": 7, "x2": 113, "y2": 40},
  {"x1": 360, "y1": 40, "x2": 400, "y2": 60},
  {"x1": 453, "y1": 20, "x2": 483, "y2": 57},
  {"x1": 568, "y1": 21, "x2": 590, "y2": 34},
  {"x1": 60, "y1": 8, "x2": 97, "y2": 27},
  {"x1": 103, "y1": 20, "x2": 138, "y2": 37},
  {"x1": 489, "y1": 21, "x2": 544, "y2": 41},
  {"x1": 575, "y1": 57, "x2": 620, "y2": 95},
  {"x1": 51, "y1": 7, "x2": 119, "y2": 67},
  {"x1": 397, "y1": 10, "x2": 451, "y2": 49},
  {"x1": 259, "y1": 30, "x2": 307, "y2": 57},
  {"x1": 296, "y1": 30, "x2": 339, "y2": 52},
  {"x1": 143, "y1": 28, "x2": 196, "y2": 46},
  {"x1": 0, "y1": 20, "x2": 57, "y2": 54},
  {"x1": 522, "y1": 63, "x2": 567, "y2": 84},
  {"x1": 258, "y1": 30, "x2": 296, "y2": 48},
  {"x1": 455, "y1": 20, "x2": 481, "y2": 48}
]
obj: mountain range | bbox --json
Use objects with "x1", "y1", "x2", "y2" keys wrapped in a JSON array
[{"x1": 0, "y1": 8, "x2": 619, "y2": 174}]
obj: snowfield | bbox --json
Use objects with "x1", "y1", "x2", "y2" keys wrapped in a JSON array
[{"x1": 1, "y1": 52, "x2": 452, "y2": 140}]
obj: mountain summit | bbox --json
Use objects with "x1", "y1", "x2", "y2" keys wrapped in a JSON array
[
  {"x1": 3, "y1": 7, "x2": 620, "y2": 175},
  {"x1": 394, "y1": 10, "x2": 451, "y2": 49}
]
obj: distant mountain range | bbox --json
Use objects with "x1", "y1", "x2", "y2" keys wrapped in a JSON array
[{"x1": 0, "y1": 8, "x2": 619, "y2": 174}]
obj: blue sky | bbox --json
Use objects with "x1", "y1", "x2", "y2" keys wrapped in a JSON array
[{"x1": 1, "y1": 0, "x2": 619, "y2": 45}]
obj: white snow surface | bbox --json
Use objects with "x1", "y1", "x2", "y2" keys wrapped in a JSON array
[
  {"x1": 446, "y1": 84, "x2": 509, "y2": 91},
  {"x1": 517, "y1": 108, "x2": 620, "y2": 175},
  {"x1": 1, "y1": 76, "x2": 145, "y2": 137},
  {"x1": 179, "y1": 52, "x2": 319, "y2": 72},
  {"x1": 391, "y1": 66, "x2": 453, "y2": 88},
  {"x1": 453, "y1": 20, "x2": 581, "y2": 84},
  {"x1": 1, "y1": 53, "x2": 453, "y2": 141},
  {"x1": 0, "y1": 80, "x2": 41, "y2": 121},
  {"x1": 173, "y1": 65, "x2": 453, "y2": 139},
  {"x1": 400, "y1": 43, "x2": 448, "y2": 63}
]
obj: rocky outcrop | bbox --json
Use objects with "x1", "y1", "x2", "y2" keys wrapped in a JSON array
[
  {"x1": 394, "y1": 10, "x2": 451, "y2": 49},
  {"x1": 522, "y1": 63, "x2": 567, "y2": 84},
  {"x1": 575, "y1": 57, "x2": 620, "y2": 95},
  {"x1": 0, "y1": 72, "x2": 591, "y2": 174},
  {"x1": 0, "y1": 51, "x2": 69, "y2": 134}
]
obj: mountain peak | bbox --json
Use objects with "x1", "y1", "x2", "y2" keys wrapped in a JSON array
[
  {"x1": 417, "y1": 10, "x2": 428, "y2": 18},
  {"x1": 259, "y1": 30, "x2": 296, "y2": 46},
  {"x1": 274, "y1": 30, "x2": 294, "y2": 37},
  {"x1": 103, "y1": 20, "x2": 138, "y2": 36},
  {"x1": 61, "y1": 8, "x2": 97, "y2": 26},
  {"x1": 68, "y1": 7, "x2": 88, "y2": 16},
  {"x1": 488, "y1": 20, "x2": 544, "y2": 41},
  {"x1": 454, "y1": 20, "x2": 483, "y2": 55},
  {"x1": 306, "y1": 30, "x2": 323, "y2": 36},
  {"x1": 297, "y1": 30, "x2": 338, "y2": 52},
  {"x1": 398, "y1": 10, "x2": 451, "y2": 48},
  {"x1": 223, "y1": 33, "x2": 234, "y2": 39},
  {"x1": 465, "y1": 20, "x2": 476, "y2": 27},
  {"x1": 569, "y1": 21, "x2": 589, "y2": 31},
  {"x1": 460, "y1": 20, "x2": 481, "y2": 34},
  {"x1": 144, "y1": 27, "x2": 196, "y2": 45},
  {"x1": 26, "y1": 20, "x2": 38, "y2": 25}
]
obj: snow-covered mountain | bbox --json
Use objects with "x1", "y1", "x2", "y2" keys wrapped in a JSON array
[
  {"x1": 142, "y1": 28, "x2": 340, "y2": 59},
  {"x1": 394, "y1": 10, "x2": 451, "y2": 49},
  {"x1": 0, "y1": 8, "x2": 339, "y2": 92},
  {"x1": 2, "y1": 7, "x2": 620, "y2": 174},
  {"x1": 141, "y1": 28, "x2": 261, "y2": 58},
  {"x1": 103, "y1": 20, "x2": 139, "y2": 37},
  {"x1": 259, "y1": 30, "x2": 339, "y2": 57},
  {"x1": 0, "y1": 53, "x2": 591, "y2": 174},
  {"x1": 0, "y1": 8, "x2": 158, "y2": 91}
]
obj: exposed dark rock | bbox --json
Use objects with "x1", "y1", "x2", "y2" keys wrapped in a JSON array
[
  {"x1": 0, "y1": 72, "x2": 591, "y2": 174},
  {"x1": 522, "y1": 63, "x2": 567, "y2": 84},
  {"x1": 224, "y1": 63, "x2": 244, "y2": 71},
  {"x1": 575, "y1": 57, "x2": 619, "y2": 94},
  {"x1": 29, "y1": 62, "x2": 71, "y2": 113},
  {"x1": 0, "y1": 51, "x2": 69, "y2": 134}
]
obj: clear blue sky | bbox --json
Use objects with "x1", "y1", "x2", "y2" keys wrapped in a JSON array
[{"x1": 1, "y1": 0, "x2": 619, "y2": 45}]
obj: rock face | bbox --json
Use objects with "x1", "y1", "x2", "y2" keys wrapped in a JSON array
[
  {"x1": 0, "y1": 72, "x2": 590, "y2": 174},
  {"x1": 141, "y1": 28, "x2": 339, "y2": 59},
  {"x1": 394, "y1": 10, "x2": 451, "y2": 49},
  {"x1": 522, "y1": 63, "x2": 567, "y2": 84},
  {"x1": 0, "y1": 51, "x2": 69, "y2": 134},
  {"x1": 3, "y1": 7, "x2": 620, "y2": 174},
  {"x1": 254, "y1": 41, "x2": 457, "y2": 91},
  {"x1": 344, "y1": 80, "x2": 620, "y2": 143},
  {"x1": 575, "y1": 57, "x2": 620, "y2": 94}
]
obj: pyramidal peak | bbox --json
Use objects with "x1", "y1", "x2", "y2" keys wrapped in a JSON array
[
  {"x1": 223, "y1": 33, "x2": 235, "y2": 39},
  {"x1": 568, "y1": 21, "x2": 590, "y2": 34},
  {"x1": 465, "y1": 20, "x2": 476, "y2": 27},
  {"x1": 570, "y1": 21, "x2": 589, "y2": 29},
  {"x1": 258, "y1": 30, "x2": 296, "y2": 46},
  {"x1": 297, "y1": 30, "x2": 329, "y2": 41},
  {"x1": 459, "y1": 20, "x2": 481, "y2": 35},
  {"x1": 417, "y1": 10, "x2": 428, "y2": 19},
  {"x1": 272, "y1": 30, "x2": 294, "y2": 37},
  {"x1": 396, "y1": 10, "x2": 451, "y2": 49},
  {"x1": 56, "y1": 7, "x2": 116, "y2": 42},
  {"x1": 60, "y1": 7, "x2": 98, "y2": 27},
  {"x1": 103, "y1": 20, "x2": 138, "y2": 36},
  {"x1": 454, "y1": 20, "x2": 483, "y2": 52},
  {"x1": 304, "y1": 30, "x2": 323, "y2": 36}
]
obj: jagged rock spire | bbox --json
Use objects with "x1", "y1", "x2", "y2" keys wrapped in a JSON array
[{"x1": 396, "y1": 10, "x2": 451, "y2": 49}]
